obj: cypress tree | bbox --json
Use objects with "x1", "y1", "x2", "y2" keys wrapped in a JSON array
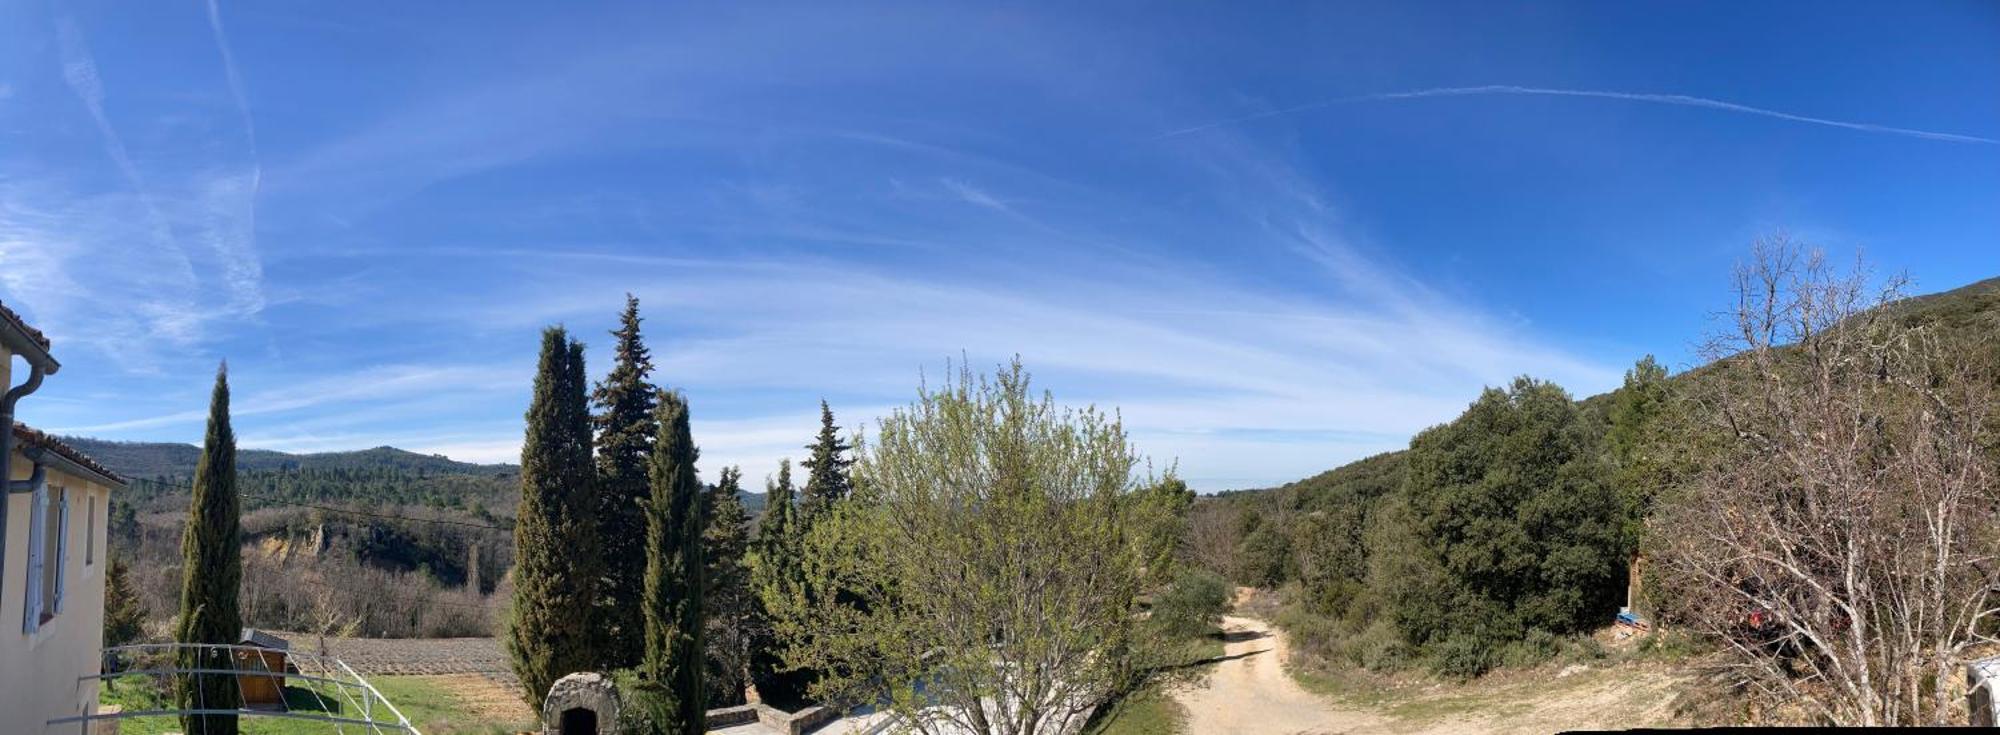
[
  {"x1": 749, "y1": 460, "x2": 810, "y2": 705},
  {"x1": 703, "y1": 466, "x2": 754, "y2": 707},
  {"x1": 591, "y1": 294, "x2": 658, "y2": 667},
  {"x1": 640, "y1": 390, "x2": 704, "y2": 732},
  {"x1": 507, "y1": 328, "x2": 604, "y2": 709},
  {"x1": 104, "y1": 556, "x2": 147, "y2": 648},
  {"x1": 797, "y1": 401, "x2": 852, "y2": 524},
  {"x1": 175, "y1": 364, "x2": 242, "y2": 735}
]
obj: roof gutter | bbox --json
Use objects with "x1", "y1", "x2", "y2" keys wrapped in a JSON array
[{"x1": 2, "y1": 361, "x2": 49, "y2": 594}]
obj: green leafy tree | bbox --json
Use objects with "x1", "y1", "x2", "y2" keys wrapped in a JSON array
[
  {"x1": 748, "y1": 460, "x2": 809, "y2": 705},
  {"x1": 1234, "y1": 524, "x2": 1291, "y2": 588},
  {"x1": 104, "y1": 556, "x2": 147, "y2": 647},
  {"x1": 797, "y1": 401, "x2": 853, "y2": 525},
  {"x1": 591, "y1": 295, "x2": 660, "y2": 667},
  {"x1": 637, "y1": 390, "x2": 705, "y2": 732},
  {"x1": 1150, "y1": 568, "x2": 1229, "y2": 639},
  {"x1": 1603, "y1": 355, "x2": 1680, "y2": 546},
  {"x1": 507, "y1": 328, "x2": 604, "y2": 709},
  {"x1": 703, "y1": 466, "x2": 754, "y2": 707},
  {"x1": 1129, "y1": 475, "x2": 1195, "y2": 588},
  {"x1": 110, "y1": 499, "x2": 140, "y2": 546},
  {"x1": 175, "y1": 365, "x2": 242, "y2": 735},
  {"x1": 1376, "y1": 377, "x2": 1625, "y2": 677},
  {"x1": 766, "y1": 360, "x2": 1178, "y2": 735}
]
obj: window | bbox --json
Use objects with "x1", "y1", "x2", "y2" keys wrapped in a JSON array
[
  {"x1": 86, "y1": 494, "x2": 96, "y2": 566},
  {"x1": 21, "y1": 484, "x2": 67, "y2": 633}
]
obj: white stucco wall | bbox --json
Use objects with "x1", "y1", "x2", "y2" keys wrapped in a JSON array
[{"x1": 2, "y1": 453, "x2": 113, "y2": 734}]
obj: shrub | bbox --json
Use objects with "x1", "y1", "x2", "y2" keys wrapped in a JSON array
[
  {"x1": 1151, "y1": 569, "x2": 1230, "y2": 639},
  {"x1": 1354, "y1": 620, "x2": 1414, "y2": 673},
  {"x1": 1497, "y1": 628, "x2": 1560, "y2": 669},
  {"x1": 1430, "y1": 632, "x2": 1496, "y2": 680},
  {"x1": 1234, "y1": 526, "x2": 1291, "y2": 588}
]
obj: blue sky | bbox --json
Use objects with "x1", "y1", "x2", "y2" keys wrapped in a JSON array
[{"x1": 2, "y1": 1, "x2": 1994, "y2": 490}]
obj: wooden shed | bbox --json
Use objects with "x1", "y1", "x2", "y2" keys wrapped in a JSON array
[{"x1": 235, "y1": 628, "x2": 291, "y2": 707}]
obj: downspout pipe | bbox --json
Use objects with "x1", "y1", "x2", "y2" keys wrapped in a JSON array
[{"x1": 2, "y1": 363, "x2": 48, "y2": 594}]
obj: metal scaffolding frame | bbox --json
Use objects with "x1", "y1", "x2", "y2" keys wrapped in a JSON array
[{"x1": 48, "y1": 642, "x2": 421, "y2": 734}]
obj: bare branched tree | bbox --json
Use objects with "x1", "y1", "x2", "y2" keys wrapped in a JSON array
[
  {"x1": 1181, "y1": 499, "x2": 1241, "y2": 579},
  {"x1": 1655, "y1": 236, "x2": 1999, "y2": 725}
]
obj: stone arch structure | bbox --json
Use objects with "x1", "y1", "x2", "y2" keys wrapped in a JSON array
[{"x1": 543, "y1": 672, "x2": 623, "y2": 735}]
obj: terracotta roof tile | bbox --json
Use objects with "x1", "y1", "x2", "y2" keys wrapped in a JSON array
[
  {"x1": 12, "y1": 423, "x2": 125, "y2": 486},
  {"x1": 0, "y1": 300, "x2": 51, "y2": 350}
]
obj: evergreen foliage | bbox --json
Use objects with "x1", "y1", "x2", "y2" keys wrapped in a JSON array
[
  {"x1": 507, "y1": 328, "x2": 604, "y2": 710},
  {"x1": 174, "y1": 365, "x2": 243, "y2": 735},
  {"x1": 703, "y1": 466, "x2": 755, "y2": 707},
  {"x1": 797, "y1": 401, "x2": 853, "y2": 524},
  {"x1": 748, "y1": 459, "x2": 810, "y2": 705},
  {"x1": 591, "y1": 294, "x2": 660, "y2": 667},
  {"x1": 1602, "y1": 355, "x2": 1681, "y2": 548},
  {"x1": 639, "y1": 390, "x2": 705, "y2": 732},
  {"x1": 104, "y1": 556, "x2": 147, "y2": 647},
  {"x1": 1375, "y1": 377, "x2": 1625, "y2": 677},
  {"x1": 1150, "y1": 568, "x2": 1229, "y2": 639}
]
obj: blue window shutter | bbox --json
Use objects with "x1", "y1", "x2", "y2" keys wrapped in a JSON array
[
  {"x1": 22, "y1": 486, "x2": 44, "y2": 634},
  {"x1": 54, "y1": 490, "x2": 69, "y2": 614}
]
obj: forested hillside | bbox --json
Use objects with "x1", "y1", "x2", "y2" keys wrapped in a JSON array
[
  {"x1": 60, "y1": 437, "x2": 519, "y2": 479},
  {"x1": 1190, "y1": 260, "x2": 1999, "y2": 723},
  {"x1": 84, "y1": 438, "x2": 764, "y2": 638}
]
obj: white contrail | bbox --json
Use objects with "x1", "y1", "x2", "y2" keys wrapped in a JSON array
[
  {"x1": 204, "y1": 0, "x2": 267, "y2": 316},
  {"x1": 1156, "y1": 84, "x2": 1999, "y2": 145},
  {"x1": 205, "y1": 0, "x2": 257, "y2": 153},
  {"x1": 56, "y1": 19, "x2": 151, "y2": 195}
]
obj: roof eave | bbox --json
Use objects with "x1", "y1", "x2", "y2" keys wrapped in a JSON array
[
  {"x1": 20, "y1": 443, "x2": 126, "y2": 489},
  {"x1": 0, "y1": 306, "x2": 58, "y2": 374}
]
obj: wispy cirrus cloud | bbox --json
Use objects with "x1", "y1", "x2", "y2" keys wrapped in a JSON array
[
  {"x1": 50, "y1": 363, "x2": 525, "y2": 434},
  {"x1": 1157, "y1": 84, "x2": 2000, "y2": 145},
  {"x1": 6, "y1": 15, "x2": 266, "y2": 370}
]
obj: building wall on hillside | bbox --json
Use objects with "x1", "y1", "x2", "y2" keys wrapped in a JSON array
[{"x1": 2, "y1": 456, "x2": 112, "y2": 734}]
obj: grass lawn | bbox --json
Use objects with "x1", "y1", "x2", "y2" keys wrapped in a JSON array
[
  {"x1": 1081, "y1": 622, "x2": 1228, "y2": 735},
  {"x1": 1083, "y1": 688, "x2": 1188, "y2": 735},
  {"x1": 99, "y1": 674, "x2": 535, "y2": 734}
]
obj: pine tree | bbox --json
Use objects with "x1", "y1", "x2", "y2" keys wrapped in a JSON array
[
  {"x1": 640, "y1": 390, "x2": 704, "y2": 732},
  {"x1": 748, "y1": 459, "x2": 810, "y2": 705},
  {"x1": 175, "y1": 364, "x2": 242, "y2": 735},
  {"x1": 104, "y1": 556, "x2": 147, "y2": 648},
  {"x1": 798, "y1": 401, "x2": 853, "y2": 524},
  {"x1": 591, "y1": 294, "x2": 658, "y2": 667},
  {"x1": 703, "y1": 466, "x2": 754, "y2": 707},
  {"x1": 507, "y1": 328, "x2": 604, "y2": 710}
]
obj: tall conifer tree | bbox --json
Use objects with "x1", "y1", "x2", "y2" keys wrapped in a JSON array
[
  {"x1": 640, "y1": 390, "x2": 704, "y2": 731},
  {"x1": 749, "y1": 460, "x2": 810, "y2": 704},
  {"x1": 703, "y1": 466, "x2": 754, "y2": 707},
  {"x1": 175, "y1": 364, "x2": 242, "y2": 735},
  {"x1": 798, "y1": 401, "x2": 852, "y2": 524},
  {"x1": 508, "y1": 328, "x2": 604, "y2": 709},
  {"x1": 591, "y1": 294, "x2": 658, "y2": 666}
]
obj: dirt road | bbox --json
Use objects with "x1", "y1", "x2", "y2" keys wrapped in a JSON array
[
  {"x1": 1172, "y1": 615, "x2": 1690, "y2": 734},
  {"x1": 1176, "y1": 615, "x2": 1384, "y2": 735}
]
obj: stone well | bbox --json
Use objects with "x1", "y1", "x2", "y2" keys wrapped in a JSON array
[{"x1": 543, "y1": 671, "x2": 624, "y2": 735}]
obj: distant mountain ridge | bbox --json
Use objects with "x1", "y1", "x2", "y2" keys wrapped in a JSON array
[
  {"x1": 57, "y1": 437, "x2": 518, "y2": 480},
  {"x1": 1238, "y1": 274, "x2": 2000, "y2": 498},
  {"x1": 63, "y1": 435, "x2": 768, "y2": 512}
]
